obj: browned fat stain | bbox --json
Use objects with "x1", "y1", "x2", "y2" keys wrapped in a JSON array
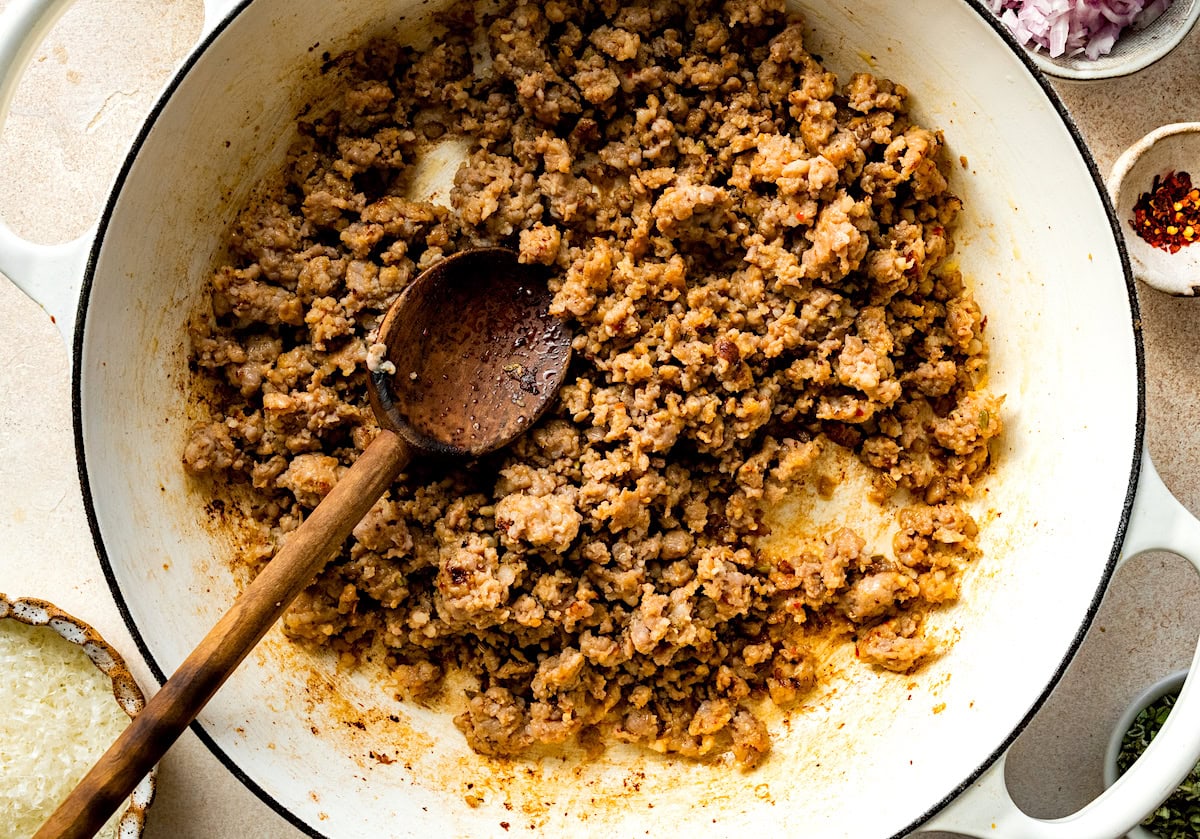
[
  {"x1": 431, "y1": 740, "x2": 744, "y2": 832},
  {"x1": 198, "y1": 543, "x2": 730, "y2": 830},
  {"x1": 295, "y1": 658, "x2": 436, "y2": 765},
  {"x1": 757, "y1": 445, "x2": 897, "y2": 687},
  {"x1": 760, "y1": 444, "x2": 899, "y2": 563}
]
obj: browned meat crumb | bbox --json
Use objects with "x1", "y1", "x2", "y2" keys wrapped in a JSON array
[{"x1": 183, "y1": 0, "x2": 1003, "y2": 768}]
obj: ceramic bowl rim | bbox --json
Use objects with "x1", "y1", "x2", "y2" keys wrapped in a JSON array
[
  {"x1": 1022, "y1": 0, "x2": 1200, "y2": 80},
  {"x1": 0, "y1": 593, "x2": 157, "y2": 837},
  {"x1": 1103, "y1": 669, "x2": 1190, "y2": 839},
  {"x1": 1106, "y1": 122, "x2": 1200, "y2": 296}
]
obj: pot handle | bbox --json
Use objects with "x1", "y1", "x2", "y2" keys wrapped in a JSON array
[
  {"x1": 0, "y1": 0, "x2": 93, "y2": 342},
  {"x1": 0, "y1": 0, "x2": 245, "y2": 344},
  {"x1": 920, "y1": 453, "x2": 1200, "y2": 839}
]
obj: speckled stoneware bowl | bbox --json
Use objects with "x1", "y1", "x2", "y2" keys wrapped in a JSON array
[
  {"x1": 1016, "y1": 0, "x2": 1200, "y2": 79},
  {"x1": 1104, "y1": 670, "x2": 1191, "y2": 839},
  {"x1": 0, "y1": 593, "x2": 156, "y2": 838},
  {"x1": 1108, "y1": 123, "x2": 1200, "y2": 296}
]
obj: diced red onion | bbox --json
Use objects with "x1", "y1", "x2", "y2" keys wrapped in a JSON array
[{"x1": 987, "y1": 0, "x2": 1174, "y2": 59}]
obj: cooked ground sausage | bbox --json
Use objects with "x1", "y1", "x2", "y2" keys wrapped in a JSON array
[{"x1": 184, "y1": 0, "x2": 1003, "y2": 767}]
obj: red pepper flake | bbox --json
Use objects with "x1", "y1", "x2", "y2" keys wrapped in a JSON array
[{"x1": 1130, "y1": 170, "x2": 1200, "y2": 254}]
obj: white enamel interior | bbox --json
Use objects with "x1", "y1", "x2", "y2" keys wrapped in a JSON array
[{"x1": 78, "y1": 0, "x2": 1139, "y2": 836}]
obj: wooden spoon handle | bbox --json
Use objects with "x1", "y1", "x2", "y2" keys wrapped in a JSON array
[{"x1": 36, "y1": 428, "x2": 413, "y2": 839}]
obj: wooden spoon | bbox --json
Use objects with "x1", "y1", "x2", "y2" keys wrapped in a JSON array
[{"x1": 36, "y1": 246, "x2": 571, "y2": 839}]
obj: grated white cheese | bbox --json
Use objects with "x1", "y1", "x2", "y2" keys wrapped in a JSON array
[{"x1": 1, "y1": 620, "x2": 130, "y2": 838}]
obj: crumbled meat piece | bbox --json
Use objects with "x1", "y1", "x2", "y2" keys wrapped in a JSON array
[
  {"x1": 840, "y1": 571, "x2": 919, "y2": 623},
  {"x1": 730, "y1": 709, "x2": 771, "y2": 768},
  {"x1": 454, "y1": 686, "x2": 533, "y2": 756},
  {"x1": 518, "y1": 222, "x2": 563, "y2": 265},
  {"x1": 183, "y1": 421, "x2": 238, "y2": 474},
  {"x1": 933, "y1": 390, "x2": 1004, "y2": 456},
  {"x1": 276, "y1": 453, "x2": 343, "y2": 507},
  {"x1": 857, "y1": 616, "x2": 937, "y2": 672},
  {"x1": 766, "y1": 648, "x2": 817, "y2": 708},
  {"x1": 435, "y1": 535, "x2": 514, "y2": 630},
  {"x1": 495, "y1": 491, "x2": 581, "y2": 554}
]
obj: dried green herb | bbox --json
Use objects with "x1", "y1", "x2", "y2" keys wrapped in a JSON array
[{"x1": 1116, "y1": 691, "x2": 1200, "y2": 838}]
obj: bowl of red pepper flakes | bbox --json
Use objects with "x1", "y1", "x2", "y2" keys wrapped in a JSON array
[{"x1": 1108, "y1": 122, "x2": 1200, "y2": 296}]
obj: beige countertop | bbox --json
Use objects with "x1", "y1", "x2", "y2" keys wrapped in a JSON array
[{"x1": 0, "y1": 2, "x2": 1197, "y2": 837}]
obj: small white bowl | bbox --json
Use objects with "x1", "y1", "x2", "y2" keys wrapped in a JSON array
[
  {"x1": 0, "y1": 593, "x2": 156, "y2": 838},
  {"x1": 1107, "y1": 123, "x2": 1200, "y2": 296},
  {"x1": 991, "y1": 0, "x2": 1200, "y2": 80},
  {"x1": 1104, "y1": 670, "x2": 1189, "y2": 839}
]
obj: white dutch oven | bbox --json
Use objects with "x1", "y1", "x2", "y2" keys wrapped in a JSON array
[{"x1": 2, "y1": 1, "x2": 1200, "y2": 837}]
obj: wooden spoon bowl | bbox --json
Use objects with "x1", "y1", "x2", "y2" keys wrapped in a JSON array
[{"x1": 370, "y1": 247, "x2": 572, "y2": 456}]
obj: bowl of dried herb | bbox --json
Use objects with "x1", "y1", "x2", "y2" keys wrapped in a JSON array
[
  {"x1": 1105, "y1": 670, "x2": 1199, "y2": 839},
  {"x1": 1108, "y1": 123, "x2": 1200, "y2": 296}
]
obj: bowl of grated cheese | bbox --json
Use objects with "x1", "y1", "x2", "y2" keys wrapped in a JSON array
[{"x1": 0, "y1": 594, "x2": 156, "y2": 838}]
